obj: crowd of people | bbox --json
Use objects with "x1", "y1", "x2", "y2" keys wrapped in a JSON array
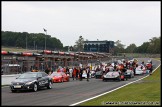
[
  {"x1": 30, "y1": 58, "x2": 153, "y2": 82},
  {"x1": 56, "y1": 65, "x2": 91, "y2": 81}
]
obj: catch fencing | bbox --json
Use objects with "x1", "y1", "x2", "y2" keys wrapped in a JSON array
[{"x1": 1, "y1": 57, "x2": 113, "y2": 75}]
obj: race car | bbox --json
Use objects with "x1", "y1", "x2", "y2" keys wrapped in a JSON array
[
  {"x1": 102, "y1": 70, "x2": 127, "y2": 81},
  {"x1": 124, "y1": 69, "x2": 134, "y2": 78},
  {"x1": 90, "y1": 70, "x2": 96, "y2": 78},
  {"x1": 82, "y1": 70, "x2": 92, "y2": 78},
  {"x1": 135, "y1": 66, "x2": 147, "y2": 75},
  {"x1": 146, "y1": 62, "x2": 153, "y2": 71},
  {"x1": 95, "y1": 71, "x2": 104, "y2": 79},
  {"x1": 10, "y1": 72, "x2": 52, "y2": 92},
  {"x1": 50, "y1": 72, "x2": 70, "y2": 83}
]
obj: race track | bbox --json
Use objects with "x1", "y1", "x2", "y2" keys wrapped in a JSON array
[{"x1": 1, "y1": 58, "x2": 160, "y2": 106}]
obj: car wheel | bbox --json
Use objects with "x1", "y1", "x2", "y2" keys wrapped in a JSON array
[
  {"x1": 33, "y1": 83, "x2": 38, "y2": 92},
  {"x1": 47, "y1": 81, "x2": 52, "y2": 89}
]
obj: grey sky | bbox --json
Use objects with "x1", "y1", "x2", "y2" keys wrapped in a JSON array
[{"x1": 2, "y1": 1, "x2": 160, "y2": 47}]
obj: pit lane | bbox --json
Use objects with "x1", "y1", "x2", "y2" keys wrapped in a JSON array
[{"x1": 1, "y1": 58, "x2": 160, "y2": 106}]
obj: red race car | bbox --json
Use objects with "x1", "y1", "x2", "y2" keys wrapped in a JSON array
[{"x1": 49, "y1": 72, "x2": 70, "y2": 83}]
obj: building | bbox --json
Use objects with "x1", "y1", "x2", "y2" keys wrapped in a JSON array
[{"x1": 83, "y1": 40, "x2": 114, "y2": 53}]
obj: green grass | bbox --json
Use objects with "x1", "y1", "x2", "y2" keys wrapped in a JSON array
[{"x1": 79, "y1": 65, "x2": 161, "y2": 106}]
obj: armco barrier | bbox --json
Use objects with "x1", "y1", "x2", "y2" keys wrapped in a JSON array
[{"x1": 1, "y1": 74, "x2": 21, "y2": 85}]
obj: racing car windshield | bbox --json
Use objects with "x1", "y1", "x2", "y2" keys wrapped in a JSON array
[{"x1": 18, "y1": 73, "x2": 37, "y2": 79}]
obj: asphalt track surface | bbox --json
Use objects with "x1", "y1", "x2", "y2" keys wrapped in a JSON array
[{"x1": 1, "y1": 58, "x2": 160, "y2": 106}]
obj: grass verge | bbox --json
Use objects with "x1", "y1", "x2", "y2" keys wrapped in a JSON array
[{"x1": 79, "y1": 64, "x2": 160, "y2": 106}]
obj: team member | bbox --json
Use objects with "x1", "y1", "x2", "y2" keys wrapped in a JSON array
[
  {"x1": 79, "y1": 67, "x2": 84, "y2": 81},
  {"x1": 86, "y1": 66, "x2": 90, "y2": 81}
]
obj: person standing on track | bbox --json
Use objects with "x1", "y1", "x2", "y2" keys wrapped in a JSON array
[
  {"x1": 72, "y1": 67, "x2": 76, "y2": 80},
  {"x1": 86, "y1": 66, "x2": 90, "y2": 81},
  {"x1": 79, "y1": 66, "x2": 84, "y2": 81}
]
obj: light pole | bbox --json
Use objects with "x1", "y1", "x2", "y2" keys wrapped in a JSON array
[
  {"x1": 43, "y1": 28, "x2": 47, "y2": 50},
  {"x1": 26, "y1": 34, "x2": 27, "y2": 51},
  {"x1": 33, "y1": 36, "x2": 37, "y2": 51},
  {"x1": 34, "y1": 40, "x2": 35, "y2": 50},
  {"x1": 45, "y1": 34, "x2": 46, "y2": 50}
]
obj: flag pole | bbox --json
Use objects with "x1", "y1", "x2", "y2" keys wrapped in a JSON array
[
  {"x1": 45, "y1": 32, "x2": 46, "y2": 50},
  {"x1": 43, "y1": 28, "x2": 47, "y2": 50}
]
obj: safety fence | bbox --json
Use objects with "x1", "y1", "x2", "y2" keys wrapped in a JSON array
[{"x1": 1, "y1": 57, "x2": 114, "y2": 75}]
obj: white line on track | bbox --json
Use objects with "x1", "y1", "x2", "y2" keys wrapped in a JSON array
[{"x1": 69, "y1": 63, "x2": 161, "y2": 106}]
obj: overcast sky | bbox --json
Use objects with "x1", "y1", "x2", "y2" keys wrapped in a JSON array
[{"x1": 2, "y1": 1, "x2": 161, "y2": 47}]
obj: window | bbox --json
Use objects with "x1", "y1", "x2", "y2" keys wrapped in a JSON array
[{"x1": 37, "y1": 73, "x2": 42, "y2": 77}]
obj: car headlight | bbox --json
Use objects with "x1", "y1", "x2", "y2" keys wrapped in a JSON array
[
  {"x1": 25, "y1": 80, "x2": 36, "y2": 85},
  {"x1": 127, "y1": 72, "x2": 130, "y2": 75}
]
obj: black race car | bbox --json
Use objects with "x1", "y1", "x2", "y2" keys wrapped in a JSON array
[
  {"x1": 95, "y1": 71, "x2": 104, "y2": 79},
  {"x1": 10, "y1": 72, "x2": 52, "y2": 92}
]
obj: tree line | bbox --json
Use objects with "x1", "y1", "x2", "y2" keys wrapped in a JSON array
[
  {"x1": 114, "y1": 36, "x2": 161, "y2": 55},
  {"x1": 2, "y1": 31, "x2": 63, "y2": 50},
  {"x1": 73, "y1": 36, "x2": 161, "y2": 54},
  {"x1": 2, "y1": 31, "x2": 160, "y2": 54}
]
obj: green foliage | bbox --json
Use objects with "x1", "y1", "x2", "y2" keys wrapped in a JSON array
[
  {"x1": 125, "y1": 43, "x2": 137, "y2": 53},
  {"x1": 74, "y1": 36, "x2": 84, "y2": 52},
  {"x1": 1, "y1": 31, "x2": 63, "y2": 50},
  {"x1": 114, "y1": 36, "x2": 160, "y2": 54},
  {"x1": 147, "y1": 37, "x2": 161, "y2": 54},
  {"x1": 114, "y1": 40, "x2": 125, "y2": 55},
  {"x1": 1, "y1": 31, "x2": 160, "y2": 54}
]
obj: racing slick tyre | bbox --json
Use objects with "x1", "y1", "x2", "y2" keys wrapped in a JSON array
[
  {"x1": 33, "y1": 83, "x2": 38, "y2": 92},
  {"x1": 47, "y1": 81, "x2": 52, "y2": 89}
]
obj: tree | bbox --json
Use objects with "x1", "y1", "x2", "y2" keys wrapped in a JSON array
[
  {"x1": 125, "y1": 43, "x2": 137, "y2": 53},
  {"x1": 147, "y1": 36, "x2": 161, "y2": 54},
  {"x1": 136, "y1": 42, "x2": 149, "y2": 53},
  {"x1": 114, "y1": 40, "x2": 125, "y2": 55},
  {"x1": 74, "y1": 36, "x2": 84, "y2": 52},
  {"x1": 1, "y1": 31, "x2": 63, "y2": 50}
]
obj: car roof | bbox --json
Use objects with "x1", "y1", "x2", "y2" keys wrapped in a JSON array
[{"x1": 24, "y1": 72, "x2": 45, "y2": 74}]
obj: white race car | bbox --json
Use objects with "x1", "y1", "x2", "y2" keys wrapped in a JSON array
[
  {"x1": 135, "y1": 66, "x2": 146, "y2": 75},
  {"x1": 82, "y1": 70, "x2": 92, "y2": 78}
]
